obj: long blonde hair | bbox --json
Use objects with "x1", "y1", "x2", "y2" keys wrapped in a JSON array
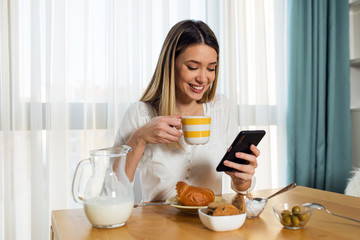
[{"x1": 140, "y1": 20, "x2": 219, "y2": 116}]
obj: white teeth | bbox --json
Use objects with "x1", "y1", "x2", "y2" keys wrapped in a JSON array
[
  {"x1": 193, "y1": 86, "x2": 203, "y2": 90},
  {"x1": 189, "y1": 84, "x2": 204, "y2": 90}
]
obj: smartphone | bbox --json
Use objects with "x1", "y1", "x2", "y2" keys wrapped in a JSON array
[{"x1": 216, "y1": 130, "x2": 266, "y2": 172}]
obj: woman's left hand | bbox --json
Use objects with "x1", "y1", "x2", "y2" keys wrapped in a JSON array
[{"x1": 223, "y1": 144, "x2": 260, "y2": 191}]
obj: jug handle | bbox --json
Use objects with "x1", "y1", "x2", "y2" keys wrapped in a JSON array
[{"x1": 72, "y1": 158, "x2": 91, "y2": 204}]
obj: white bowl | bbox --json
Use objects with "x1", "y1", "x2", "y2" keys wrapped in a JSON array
[{"x1": 198, "y1": 208, "x2": 246, "y2": 232}]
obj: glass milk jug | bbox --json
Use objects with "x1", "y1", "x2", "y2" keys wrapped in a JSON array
[{"x1": 72, "y1": 146, "x2": 134, "y2": 228}]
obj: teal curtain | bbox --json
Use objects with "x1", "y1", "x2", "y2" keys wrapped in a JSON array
[{"x1": 287, "y1": 0, "x2": 351, "y2": 193}]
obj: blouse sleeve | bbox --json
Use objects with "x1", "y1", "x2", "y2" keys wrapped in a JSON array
[
  {"x1": 113, "y1": 103, "x2": 138, "y2": 146},
  {"x1": 113, "y1": 102, "x2": 155, "y2": 147},
  {"x1": 220, "y1": 94, "x2": 239, "y2": 145}
]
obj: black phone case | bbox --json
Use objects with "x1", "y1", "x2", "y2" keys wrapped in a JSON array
[{"x1": 216, "y1": 130, "x2": 266, "y2": 172}]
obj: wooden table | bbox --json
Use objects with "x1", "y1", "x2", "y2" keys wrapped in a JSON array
[{"x1": 51, "y1": 186, "x2": 360, "y2": 239}]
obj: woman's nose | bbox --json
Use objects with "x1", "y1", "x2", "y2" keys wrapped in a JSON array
[{"x1": 196, "y1": 69, "x2": 207, "y2": 83}]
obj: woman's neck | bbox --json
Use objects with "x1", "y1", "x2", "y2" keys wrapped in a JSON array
[{"x1": 176, "y1": 101, "x2": 204, "y2": 116}]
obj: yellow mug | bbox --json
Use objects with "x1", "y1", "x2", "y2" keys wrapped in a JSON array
[{"x1": 181, "y1": 116, "x2": 211, "y2": 145}]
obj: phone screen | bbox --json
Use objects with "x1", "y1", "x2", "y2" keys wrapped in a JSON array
[{"x1": 216, "y1": 130, "x2": 265, "y2": 172}]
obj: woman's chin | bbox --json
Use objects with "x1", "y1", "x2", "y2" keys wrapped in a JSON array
[
  {"x1": 188, "y1": 91, "x2": 205, "y2": 101},
  {"x1": 189, "y1": 95, "x2": 204, "y2": 102}
]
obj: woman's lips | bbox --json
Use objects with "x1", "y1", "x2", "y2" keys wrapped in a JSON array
[{"x1": 188, "y1": 83, "x2": 204, "y2": 93}]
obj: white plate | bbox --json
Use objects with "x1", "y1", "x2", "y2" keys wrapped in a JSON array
[{"x1": 166, "y1": 196, "x2": 226, "y2": 215}]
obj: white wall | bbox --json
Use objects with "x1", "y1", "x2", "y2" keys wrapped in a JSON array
[
  {"x1": 351, "y1": 109, "x2": 360, "y2": 169},
  {"x1": 350, "y1": 67, "x2": 360, "y2": 109},
  {"x1": 351, "y1": 67, "x2": 360, "y2": 169}
]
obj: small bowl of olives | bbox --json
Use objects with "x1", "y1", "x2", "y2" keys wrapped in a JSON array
[{"x1": 272, "y1": 203, "x2": 314, "y2": 229}]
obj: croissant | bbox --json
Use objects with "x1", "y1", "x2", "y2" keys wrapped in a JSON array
[{"x1": 176, "y1": 181, "x2": 215, "y2": 206}]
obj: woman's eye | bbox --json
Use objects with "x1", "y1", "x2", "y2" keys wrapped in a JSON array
[
  {"x1": 208, "y1": 68, "x2": 216, "y2": 72},
  {"x1": 187, "y1": 66, "x2": 198, "y2": 70}
]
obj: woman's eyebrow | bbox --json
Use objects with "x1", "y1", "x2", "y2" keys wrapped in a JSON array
[{"x1": 185, "y1": 60, "x2": 217, "y2": 65}]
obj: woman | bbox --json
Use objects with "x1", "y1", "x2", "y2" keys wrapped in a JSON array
[{"x1": 114, "y1": 20, "x2": 260, "y2": 202}]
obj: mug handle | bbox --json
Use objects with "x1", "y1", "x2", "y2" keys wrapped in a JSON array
[{"x1": 72, "y1": 158, "x2": 91, "y2": 204}]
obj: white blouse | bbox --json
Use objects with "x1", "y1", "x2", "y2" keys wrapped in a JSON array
[{"x1": 114, "y1": 94, "x2": 239, "y2": 202}]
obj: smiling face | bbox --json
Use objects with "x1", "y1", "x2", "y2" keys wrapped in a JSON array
[{"x1": 175, "y1": 44, "x2": 218, "y2": 104}]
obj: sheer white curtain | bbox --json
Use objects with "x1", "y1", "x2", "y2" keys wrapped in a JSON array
[
  {"x1": 0, "y1": 0, "x2": 287, "y2": 239},
  {"x1": 220, "y1": 0, "x2": 288, "y2": 190}
]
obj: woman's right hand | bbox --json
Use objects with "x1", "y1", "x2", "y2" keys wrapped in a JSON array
[
  {"x1": 135, "y1": 115, "x2": 182, "y2": 144},
  {"x1": 123, "y1": 115, "x2": 182, "y2": 182}
]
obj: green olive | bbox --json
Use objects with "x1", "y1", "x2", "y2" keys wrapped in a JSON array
[
  {"x1": 291, "y1": 215, "x2": 300, "y2": 227},
  {"x1": 298, "y1": 212, "x2": 309, "y2": 222},
  {"x1": 281, "y1": 214, "x2": 292, "y2": 226},
  {"x1": 292, "y1": 206, "x2": 301, "y2": 214},
  {"x1": 281, "y1": 210, "x2": 291, "y2": 217}
]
